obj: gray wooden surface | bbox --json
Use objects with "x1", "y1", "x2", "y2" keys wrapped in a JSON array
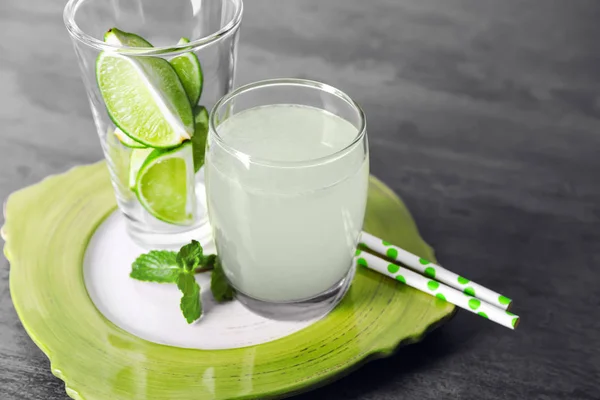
[{"x1": 1, "y1": 0, "x2": 599, "y2": 398}]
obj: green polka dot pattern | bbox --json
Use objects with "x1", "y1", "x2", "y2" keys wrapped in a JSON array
[
  {"x1": 457, "y1": 276, "x2": 470, "y2": 285},
  {"x1": 478, "y1": 312, "x2": 488, "y2": 319},
  {"x1": 424, "y1": 267, "x2": 436, "y2": 279},
  {"x1": 506, "y1": 311, "x2": 515, "y2": 316},
  {"x1": 512, "y1": 317, "x2": 518, "y2": 328},
  {"x1": 468, "y1": 298, "x2": 481, "y2": 310},
  {"x1": 435, "y1": 293, "x2": 446, "y2": 301},
  {"x1": 387, "y1": 263, "x2": 399, "y2": 274},
  {"x1": 395, "y1": 275, "x2": 406, "y2": 284},
  {"x1": 355, "y1": 249, "x2": 362, "y2": 256},
  {"x1": 386, "y1": 248, "x2": 398, "y2": 259},
  {"x1": 357, "y1": 258, "x2": 368, "y2": 267},
  {"x1": 361, "y1": 230, "x2": 515, "y2": 318}
]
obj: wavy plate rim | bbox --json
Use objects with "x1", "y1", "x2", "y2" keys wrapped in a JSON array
[{"x1": 2, "y1": 162, "x2": 455, "y2": 399}]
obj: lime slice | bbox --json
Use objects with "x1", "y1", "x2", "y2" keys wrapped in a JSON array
[
  {"x1": 191, "y1": 106, "x2": 209, "y2": 172},
  {"x1": 134, "y1": 142, "x2": 195, "y2": 225},
  {"x1": 129, "y1": 148, "x2": 153, "y2": 189},
  {"x1": 104, "y1": 28, "x2": 153, "y2": 47},
  {"x1": 170, "y1": 37, "x2": 203, "y2": 105},
  {"x1": 114, "y1": 128, "x2": 147, "y2": 149},
  {"x1": 97, "y1": 32, "x2": 194, "y2": 148}
]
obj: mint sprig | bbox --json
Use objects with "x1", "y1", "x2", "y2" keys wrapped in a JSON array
[{"x1": 130, "y1": 240, "x2": 234, "y2": 323}]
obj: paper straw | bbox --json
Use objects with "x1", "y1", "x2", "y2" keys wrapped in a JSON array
[
  {"x1": 355, "y1": 251, "x2": 520, "y2": 329},
  {"x1": 360, "y1": 231, "x2": 513, "y2": 310}
]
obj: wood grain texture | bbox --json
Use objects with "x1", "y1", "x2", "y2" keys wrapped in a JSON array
[{"x1": 1, "y1": 0, "x2": 599, "y2": 399}]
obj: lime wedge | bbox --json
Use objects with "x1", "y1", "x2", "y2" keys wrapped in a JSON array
[
  {"x1": 134, "y1": 142, "x2": 195, "y2": 225},
  {"x1": 104, "y1": 28, "x2": 153, "y2": 47},
  {"x1": 114, "y1": 128, "x2": 147, "y2": 149},
  {"x1": 97, "y1": 32, "x2": 194, "y2": 149},
  {"x1": 129, "y1": 148, "x2": 153, "y2": 189},
  {"x1": 191, "y1": 106, "x2": 209, "y2": 172},
  {"x1": 170, "y1": 37, "x2": 203, "y2": 105}
]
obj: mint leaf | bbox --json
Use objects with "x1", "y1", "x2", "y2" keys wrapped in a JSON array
[
  {"x1": 130, "y1": 250, "x2": 180, "y2": 283},
  {"x1": 203, "y1": 254, "x2": 217, "y2": 269},
  {"x1": 211, "y1": 258, "x2": 234, "y2": 302},
  {"x1": 191, "y1": 106, "x2": 209, "y2": 172},
  {"x1": 177, "y1": 240, "x2": 203, "y2": 271},
  {"x1": 177, "y1": 272, "x2": 202, "y2": 324}
]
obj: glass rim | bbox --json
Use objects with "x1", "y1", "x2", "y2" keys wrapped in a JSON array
[
  {"x1": 63, "y1": 0, "x2": 243, "y2": 55},
  {"x1": 209, "y1": 78, "x2": 367, "y2": 168}
]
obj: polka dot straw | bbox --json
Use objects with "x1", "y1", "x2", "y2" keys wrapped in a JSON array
[
  {"x1": 355, "y1": 251, "x2": 520, "y2": 330},
  {"x1": 360, "y1": 231, "x2": 513, "y2": 310}
]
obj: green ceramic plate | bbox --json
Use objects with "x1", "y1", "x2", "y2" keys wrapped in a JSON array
[{"x1": 2, "y1": 162, "x2": 455, "y2": 399}]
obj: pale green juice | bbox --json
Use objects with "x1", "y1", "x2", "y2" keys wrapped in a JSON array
[{"x1": 206, "y1": 104, "x2": 369, "y2": 302}]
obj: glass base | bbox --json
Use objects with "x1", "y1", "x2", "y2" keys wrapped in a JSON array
[
  {"x1": 126, "y1": 218, "x2": 213, "y2": 250},
  {"x1": 123, "y1": 176, "x2": 213, "y2": 250},
  {"x1": 234, "y1": 266, "x2": 355, "y2": 321}
]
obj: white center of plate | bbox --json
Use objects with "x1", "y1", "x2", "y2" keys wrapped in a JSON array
[{"x1": 83, "y1": 211, "x2": 319, "y2": 350}]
